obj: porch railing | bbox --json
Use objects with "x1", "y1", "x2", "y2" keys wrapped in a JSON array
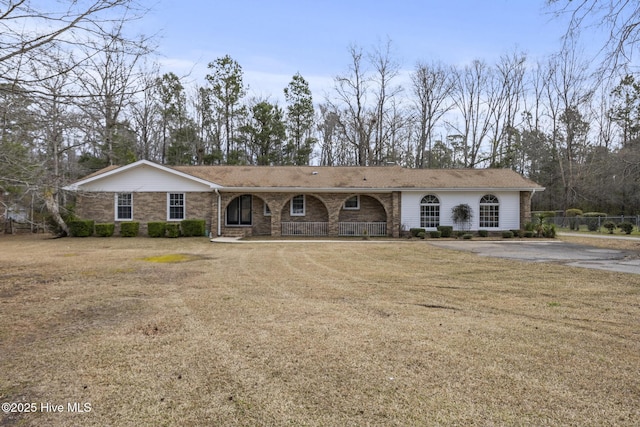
[
  {"x1": 338, "y1": 222, "x2": 387, "y2": 236},
  {"x1": 281, "y1": 222, "x2": 328, "y2": 236}
]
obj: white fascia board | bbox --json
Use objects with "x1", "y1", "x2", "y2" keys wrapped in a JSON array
[
  {"x1": 64, "y1": 160, "x2": 222, "y2": 190},
  {"x1": 399, "y1": 187, "x2": 545, "y2": 192}
]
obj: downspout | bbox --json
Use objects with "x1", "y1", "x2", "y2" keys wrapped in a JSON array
[{"x1": 215, "y1": 188, "x2": 221, "y2": 237}]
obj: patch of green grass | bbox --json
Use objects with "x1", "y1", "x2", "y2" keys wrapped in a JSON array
[{"x1": 142, "y1": 254, "x2": 191, "y2": 263}]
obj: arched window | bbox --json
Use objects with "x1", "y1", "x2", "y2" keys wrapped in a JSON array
[
  {"x1": 479, "y1": 194, "x2": 499, "y2": 228},
  {"x1": 420, "y1": 195, "x2": 440, "y2": 228}
]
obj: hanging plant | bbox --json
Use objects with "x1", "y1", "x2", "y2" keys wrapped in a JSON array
[{"x1": 451, "y1": 204, "x2": 473, "y2": 229}]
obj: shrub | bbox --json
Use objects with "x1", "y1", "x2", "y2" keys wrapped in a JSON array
[
  {"x1": 602, "y1": 221, "x2": 616, "y2": 234},
  {"x1": 565, "y1": 208, "x2": 583, "y2": 217},
  {"x1": 585, "y1": 218, "x2": 600, "y2": 232},
  {"x1": 181, "y1": 219, "x2": 206, "y2": 237},
  {"x1": 429, "y1": 230, "x2": 442, "y2": 238},
  {"x1": 511, "y1": 229, "x2": 522, "y2": 238},
  {"x1": 147, "y1": 222, "x2": 166, "y2": 238},
  {"x1": 462, "y1": 233, "x2": 473, "y2": 240},
  {"x1": 409, "y1": 228, "x2": 426, "y2": 238},
  {"x1": 583, "y1": 212, "x2": 607, "y2": 217},
  {"x1": 565, "y1": 209, "x2": 582, "y2": 230},
  {"x1": 523, "y1": 231, "x2": 534, "y2": 238},
  {"x1": 618, "y1": 222, "x2": 634, "y2": 235},
  {"x1": 451, "y1": 204, "x2": 473, "y2": 230},
  {"x1": 416, "y1": 231, "x2": 426, "y2": 239},
  {"x1": 539, "y1": 211, "x2": 557, "y2": 220},
  {"x1": 437, "y1": 226, "x2": 453, "y2": 238},
  {"x1": 68, "y1": 219, "x2": 94, "y2": 237},
  {"x1": 543, "y1": 224, "x2": 556, "y2": 238},
  {"x1": 502, "y1": 231, "x2": 514, "y2": 238},
  {"x1": 166, "y1": 223, "x2": 180, "y2": 238},
  {"x1": 478, "y1": 230, "x2": 489, "y2": 237},
  {"x1": 409, "y1": 228, "x2": 427, "y2": 237},
  {"x1": 120, "y1": 222, "x2": 139, "y2": 237},
  {"x1": 95, "y1": 223, "x2": 114, "y2": 237}
]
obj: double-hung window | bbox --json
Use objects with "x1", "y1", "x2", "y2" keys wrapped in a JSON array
[
  {"x1": 344, "y1": 195, "x2": 360, "y2": 210},
  {"x1": 168, "y1": 193, "x2": 185, "y2": 220},
  {"x1": 116, "y1": 193, "x2": 133, "y2": 220},
  {"x1": 290, "y1": 195, "x2": 305, "y2": 216}
]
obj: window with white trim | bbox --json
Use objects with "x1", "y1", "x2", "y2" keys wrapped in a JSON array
[
  {"x1": 290, "y1": 195, "x2": 305, "y2": 216},
  {"x1": 264, "y1": 202, "x2": 271, "y2": 216},
  {"x1": 168, "y1": 193, "x2": 185, "y2": 220},
  {"x1": 420, "y1": 195, "x2": 440, "y2": 228},
  {"x1": 479, "y1": 194, "x2": 499, "y2": 228},
  {"x1": 344, "y1": 195, "x2": 360, "y2": 210},
  {"x1": 116, "y1": 193, "x2": 133, "y2": 220}
]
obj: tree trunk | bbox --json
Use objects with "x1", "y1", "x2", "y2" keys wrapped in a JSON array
[{"x1": 44, "y1": 190, "x2": 69, "y2": 236}]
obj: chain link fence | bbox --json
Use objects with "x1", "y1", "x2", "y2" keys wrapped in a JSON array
[{"x1": 543, "y1": 215, "x2": 640, "y2": 231}]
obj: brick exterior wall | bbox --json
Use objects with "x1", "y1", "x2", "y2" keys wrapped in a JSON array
[
  {"x1": 520, "y1": 191, "x2": 532, "y2": 227},
  {"x1": 338, "y1": 195, "x2": 387, "y2": 222},
  {"x1": 76, "y1": 192, "x2": 214, "y2": 236},
  {"x1": 76, "y1": 190, "x2": 441, "y2": 239}
]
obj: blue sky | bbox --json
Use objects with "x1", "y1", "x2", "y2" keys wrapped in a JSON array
[{"x1": 144, "y1": 0, "x2": 581, "y2": 101}]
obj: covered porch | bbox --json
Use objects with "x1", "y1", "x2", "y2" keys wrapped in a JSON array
[{"x1": 217, "y1": 192, "x2": 397, "y2": 238}]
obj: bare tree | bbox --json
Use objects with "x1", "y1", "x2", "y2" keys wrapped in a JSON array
[
  {"x1": 488, "y1": 51, "x2": 527, "y2": 167},
  {"x1": 130, "y1": 64, "x2": 161, "y2": 161},
  {"x1": 449, "y1": 60, "x2": 494, "y2": 167},
  {"x1": 544, "y1": 47, "x2": 593, "y2": 210},
  {"x1": 548, "y1": 0, "x2": 640, "y2": 74},
  {"x1": 330, "y1": 44, "x2": 373, "y2": 165},
  {"x1": 369, "y1": 38, "x2": 403, "y2": 165},
  {"x1": 411, "y1": 61, "x2": 454, "y2": 168},
  {"x1": 74, "y1": 23, "x2": 153, "y2": 166},
  {"x1": 0, "y1": 1, "x2": 152, "y2": 235},
  {"x1": 0, "y1": 0, "x2": 146, "y2": 85}
]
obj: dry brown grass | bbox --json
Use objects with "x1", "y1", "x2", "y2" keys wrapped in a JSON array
[{"x1": 1, "y1": 234, "x2": 639, "y2": 426}]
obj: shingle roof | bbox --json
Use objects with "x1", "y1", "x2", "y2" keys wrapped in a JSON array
[{"x1": 169, "y1": 165, "x2": 543, "y2": 191}]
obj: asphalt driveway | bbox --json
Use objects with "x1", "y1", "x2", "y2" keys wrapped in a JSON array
[{"x1": 427, "y1": 239, "x2": 640, "y2": 275}]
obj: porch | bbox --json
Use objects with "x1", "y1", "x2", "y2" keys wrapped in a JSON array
[{"x1": 218, "y1": 192, "x2": 398, "y2": 238}]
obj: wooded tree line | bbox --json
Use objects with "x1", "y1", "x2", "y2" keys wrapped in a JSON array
[{"x1": 2, "y1": 0, "x2": 640, "y2": 234}]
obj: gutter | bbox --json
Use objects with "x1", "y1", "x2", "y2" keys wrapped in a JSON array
[{"x1": 216, "y1": 186, "x2": 545, "y2": 193}]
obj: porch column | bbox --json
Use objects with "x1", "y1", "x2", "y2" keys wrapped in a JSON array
[
  {"x1": 267, "y1": 195, "x2": 286, "y2": 237},
  {"x1": 270, "y1": 209, "x2": 281, "y2": 237},
  {"x1": 326, "y1": 197, "x2": 342, "y2": 236},
  {"x1": 391, "y1": 191, "x2": 401, "y2": 238}
]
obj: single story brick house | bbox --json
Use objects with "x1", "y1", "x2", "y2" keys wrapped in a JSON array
[{"x1": 64, "y1": 160, "x2": 544, "y2": 237}]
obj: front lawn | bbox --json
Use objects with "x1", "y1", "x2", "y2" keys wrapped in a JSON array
[{"x1": 1, "y1": 235, "x2": 639, "y2": 426}]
